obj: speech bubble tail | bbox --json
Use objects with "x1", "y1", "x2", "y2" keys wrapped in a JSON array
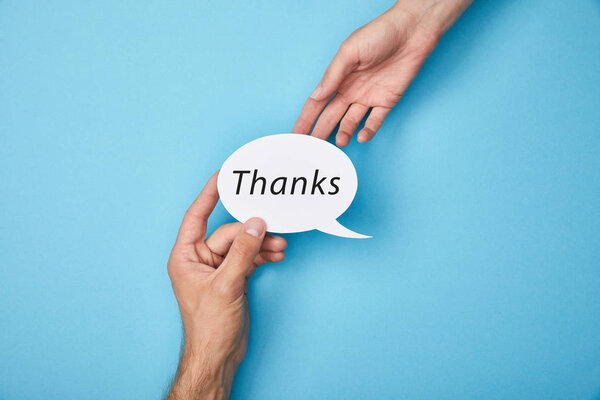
[{"x1": 317, "y1": 220, "x2": 372, "y2": 239}]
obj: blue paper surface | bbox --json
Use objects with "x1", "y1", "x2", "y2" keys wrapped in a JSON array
[{"x1": 1, "y1": 1, "x2": 599, "y2": 399}]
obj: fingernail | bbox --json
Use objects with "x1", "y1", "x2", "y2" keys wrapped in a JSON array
[
  {"x1": 310, "y1": 83, "x2": 323, "y2": 99},
  {"x1": 245, "y1": 219, "x2": 265, "y2": 238}
]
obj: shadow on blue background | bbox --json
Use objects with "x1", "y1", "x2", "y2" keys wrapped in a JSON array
[{"x1": 1, "y1": 0, "x2": 599, "y2": 399}]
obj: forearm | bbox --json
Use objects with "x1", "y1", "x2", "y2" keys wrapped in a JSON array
[{"x1": 167, "y1": 347, "x2": 235, "y2": 400}]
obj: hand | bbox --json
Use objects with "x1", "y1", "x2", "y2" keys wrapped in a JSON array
[
  {"x1": 293, "y1": 0, "x2": 472, "y2": 146},
  {"x1": 167, "y1": 172, "x2": 287, "y2": 400}
]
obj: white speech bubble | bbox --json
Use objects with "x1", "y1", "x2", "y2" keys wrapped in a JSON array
[{"x1": 217, "y1": 134, "x2": 370, "y2": 239}]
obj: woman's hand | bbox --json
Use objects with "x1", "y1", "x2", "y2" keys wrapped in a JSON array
[
  {"x1": 167, "y1": 172, "x2": 287, "y2": 400},
  {"x1": 293, "y1": 0, "x2": 472, "y2": 146}
]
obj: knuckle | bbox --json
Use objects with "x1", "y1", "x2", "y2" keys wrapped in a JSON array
[
  {"x1": 362, "y1": 127, "x2": 375, "y2": 138},
  {"x1": 368, "y1": 118, "x2": 383, "y2": 129},
  {"x1": 320, "y1": 113, "x2": 338, "y2": 126},
  {"x1": 343, "y1": 115, "x2": 359, "y2": 126},
  {"x1": 222, "y1": 222, "x2": 242, "y2": 236},
  {"x1": 337, "y1": 128, "x2": 351, "y2": 138},
  {"x1": 337, "y1": 42, "x2": 356, "y2": 64},
  {"x1": 338, "y1": 40, "x2": 353, "y2": 57},
  {"x1": 338, "y1": 42, "x2": 349, "y2": 55},
  {"x1": 183, "y1": 208, "x2": 203, "y2": 223},
  {"x1": 383, "y1": 92, "x2": 402, "y2": 107}
]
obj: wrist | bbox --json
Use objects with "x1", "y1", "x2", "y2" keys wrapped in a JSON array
[
  {"x1": 168, "y1": 347, "x2": 235, "y2": 400},
  {"x1": 392, "y1": 0, "x2": 472, "y2": 37}
]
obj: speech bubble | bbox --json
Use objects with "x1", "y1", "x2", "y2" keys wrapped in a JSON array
[{"x1": 217, "y1": 134, "x2": 370, "y2": 239}]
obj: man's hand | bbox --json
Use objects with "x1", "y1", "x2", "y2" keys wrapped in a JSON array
[
  {"x1": 167, "y1": 172, "x2": 287, "y2": 400},
  {"x1": 293, "y1": 0, "x2": 472, "y2": 146}
]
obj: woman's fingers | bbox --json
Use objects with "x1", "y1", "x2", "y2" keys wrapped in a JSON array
[
  {"x1": 293, "y1": 97, "x2": 328, "y2": 135},
  {"x1": 336, "y1": 103, "x2": 369, "y2": 147},
  {"x1": 357, "y1": 106, "x2": 391, "y2": 143},
  {"x1": 293, "y1": 42, "x2": 357, "y2": 135},
  {"x1": 310, "y1": 94, "x2": 351, "y2": 141},
  {"x1": 295, "y1": 100, "x2": 390, "y2": 146}
]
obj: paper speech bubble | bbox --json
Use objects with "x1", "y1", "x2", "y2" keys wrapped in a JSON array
[{"x1": 217, "y1": 134, "x2": 370, "y2": 239}]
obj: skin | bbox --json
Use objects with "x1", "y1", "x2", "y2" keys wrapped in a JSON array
[
  {"x1": 167, "y1": 172, "x2": 287, "y2": 399},
  {"x1": 167, "y1": 1, "x2": 472, "y2": 398},
  {"x1": 293, "y1": 0, "x2": 473, "y2": 147}
]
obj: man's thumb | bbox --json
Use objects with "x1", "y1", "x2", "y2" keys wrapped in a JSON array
[{"x1": 216, "y1": 218, "x2": 265, "y2": 288}]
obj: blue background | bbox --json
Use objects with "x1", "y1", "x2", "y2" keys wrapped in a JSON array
[{"x1": 1, "y1": 0, "x2": 599, "y2": 399}]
